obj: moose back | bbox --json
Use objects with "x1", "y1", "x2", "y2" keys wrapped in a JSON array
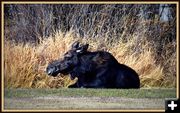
[{"x1": 46, "y1": 41, "x2": 140, "y2": 88}]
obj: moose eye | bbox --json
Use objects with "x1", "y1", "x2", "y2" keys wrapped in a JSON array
[{"x1": 65, "y1": 56, "x2": 71, "y2": 60}]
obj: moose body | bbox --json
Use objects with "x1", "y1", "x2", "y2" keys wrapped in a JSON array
[{"x1": 46, "y1": 42, "x2": 140, "y2": 88}]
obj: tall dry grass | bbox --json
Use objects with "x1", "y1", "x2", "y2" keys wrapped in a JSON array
[{"x1": 4, "y1": 30, "x2": 176, "y2": 88}]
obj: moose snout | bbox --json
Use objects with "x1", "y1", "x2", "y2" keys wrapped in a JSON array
[{"x1": 46, "y1": 67, "x2": 55, "y2": 75}]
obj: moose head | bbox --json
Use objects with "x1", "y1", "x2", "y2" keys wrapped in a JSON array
[{"x1": 46, "y1": 41, "x2": 89, "y2": 79}]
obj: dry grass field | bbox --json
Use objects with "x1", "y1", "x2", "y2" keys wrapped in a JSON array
[
  {"x1": 3, "y1": 4, "x2": 177, "y2": 88},
  {"x1": 4, "y1": 30, "x2": 176, "y2": 88},
  {"x1": 2, "y1": 3, "x2": 177, "y2": 112}
]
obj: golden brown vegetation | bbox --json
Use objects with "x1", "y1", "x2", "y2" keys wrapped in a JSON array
[
  {"x1": 4, "y1": 30, "x2": 176, "y2": 88},
  {"x1": 4, "y1": 4, "x2": 176, "y2": 88}
]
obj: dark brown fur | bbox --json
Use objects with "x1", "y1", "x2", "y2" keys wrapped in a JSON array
[{"x1": 46, "y1": 42, "x2": 140, "y2": 88}]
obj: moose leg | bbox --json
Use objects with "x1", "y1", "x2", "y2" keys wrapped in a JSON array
[
  {"x1": 83, "y1": 79, "x2": 105, "y2": 88},
  {"x1": 83, "y1": 70, "x2": 107, "y2": 88}
]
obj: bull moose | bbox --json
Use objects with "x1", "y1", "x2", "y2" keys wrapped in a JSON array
[{"x1": 46, "y1": 41, "x2": 140, "y2": 88}]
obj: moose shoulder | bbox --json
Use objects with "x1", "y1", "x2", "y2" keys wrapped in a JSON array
[{"x1": 46, "y1": 41, "x2": 140, "y2": 88}]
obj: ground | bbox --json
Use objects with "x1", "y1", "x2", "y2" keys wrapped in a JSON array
[{"x1": 3, "y1": 88, "x2": 176, "y2": 111}]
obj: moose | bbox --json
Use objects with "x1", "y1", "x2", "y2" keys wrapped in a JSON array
[{"x1": 46, "y1": 41, "x2": 140, "y2": 88}]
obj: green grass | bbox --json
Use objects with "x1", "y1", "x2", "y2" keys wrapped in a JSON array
[
  {"x1": 4, "y1": 88, "x2": 176, "y2": 110},
  {"x1": 4, "y1": 88, "x2": 176, "y2": 98}
]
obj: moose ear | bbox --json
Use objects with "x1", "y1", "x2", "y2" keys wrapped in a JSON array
[
  {"x1": 76, "y1": 44, "x2": 89, "y2": 53},
  {"x1": 71, "y1": 41, "x2": 80, "y2": 49}
]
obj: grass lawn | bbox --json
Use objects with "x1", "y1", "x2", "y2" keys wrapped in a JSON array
[{"x1": 3, "y1": 88, "x2": 176, "y2": 111}]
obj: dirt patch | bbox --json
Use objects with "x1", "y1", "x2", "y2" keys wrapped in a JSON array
[{"x1": 4, "y1": 96, "x2": 164, "y2": 110}]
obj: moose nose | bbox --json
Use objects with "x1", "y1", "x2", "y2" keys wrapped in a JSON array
[
  {"x1": 47, "y1": 70, "x2": 52, "y2": 75},
  {"x1": 46, "y1": 68, "x2": 54, "y2": 75}
]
